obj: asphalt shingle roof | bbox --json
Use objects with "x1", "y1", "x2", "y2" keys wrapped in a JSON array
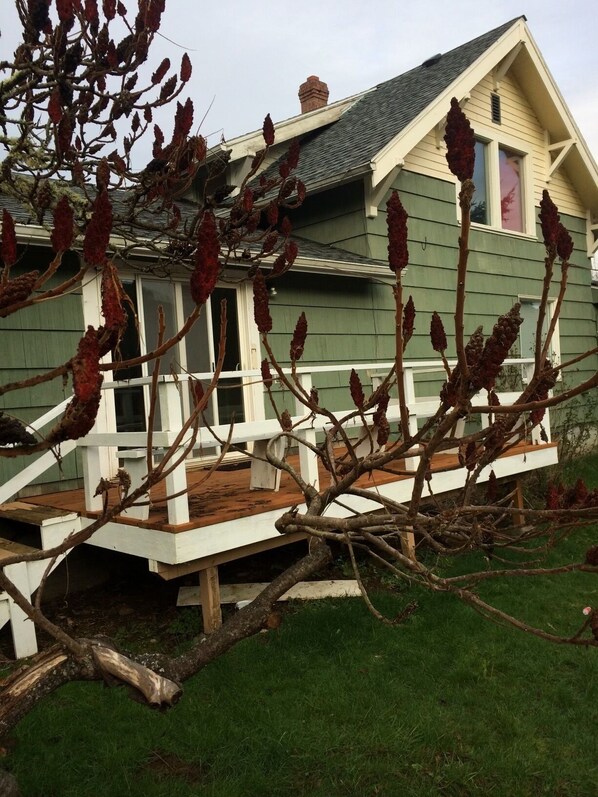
[
  {"x1": 266, "y1": 19, "x2": 520, "y2": 188},
  {"x1": 2, "y1": 189, "x2": 384, "y2": 270},
  {"x1": 290, "y1": 235, "x2": 384, "y2": 267}
]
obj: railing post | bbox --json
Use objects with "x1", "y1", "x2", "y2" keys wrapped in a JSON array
[
  {"x1": 531, "y1": 399, "x2": 551, "y2": 444},
  {"x1": 295, "y1": 373, "x2": 319, "y2": 490},
  {"x1": 82, "y1": 443, "x2": 104, "y2": 512},
  {"x1": 522, "y1": 360, "x2": 534, "y2": 385},
  {"x1": 158, "y1": 380, "x2": 190, "y2": 525},
  {"x1": 403, "y1": 366, "x2": 419, "y2": 472},
  {"x1": 6, "y1": 561, "x2": 38, "y2": 658}
]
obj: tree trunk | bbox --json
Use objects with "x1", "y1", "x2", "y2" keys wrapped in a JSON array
[{"x1": 0, "y1": 541, "x2": 332, "y2": 738}]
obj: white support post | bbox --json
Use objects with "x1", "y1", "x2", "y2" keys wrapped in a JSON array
[
  {"x1": 403, "y1": 367, "x2": 419, "y2": 472},
  {"x1": 118, "y1": 450, "x2": 150, "y2": 520},
  {"x1": 81, "y1": 444, "x2": 104, "y2": 512},
  {"x1": 158, "y1": 381, "x2": 189, "y2": 525},
  {"x1": 294, "y1": 373, "x2": 319, "y2": 490},
  {"x1": 5, "y1": 561, "x2": 37, "y2": 659},
  {"x1": 522, "y1": 362, "x2": 534, "y2": 385}
]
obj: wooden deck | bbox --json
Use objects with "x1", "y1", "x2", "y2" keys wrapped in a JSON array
[
  {"x1": 10, "y1": 441, "x2": 560, "y2": 638},
  {"x1": 28, "y1": 441, "x2": 557, "y2": 534}
]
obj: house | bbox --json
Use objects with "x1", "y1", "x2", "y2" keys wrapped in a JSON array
[
  {"x1": 1, "y1": 16, "x2": 597, "y2": 654},
  {"x1": 216, "y1": 16, "x2": 598, "y2": 420}
]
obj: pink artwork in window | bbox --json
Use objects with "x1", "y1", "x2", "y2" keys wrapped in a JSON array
[{"x1": 499, "y1": 148, "x2": 523, "y2": 231}]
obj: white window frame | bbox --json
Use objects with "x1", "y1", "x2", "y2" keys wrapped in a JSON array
[
  {"x1": 518, "y1": 294, "x2": 561, "y2": 382},
  {"x1": 464, "y1": 124, "x2": 536, "y2": 238},
  {"x1": 83, "y1": 268, "x2": 262, "y2": 450}
]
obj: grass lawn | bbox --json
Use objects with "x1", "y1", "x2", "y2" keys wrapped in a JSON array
[{"x1": 4, "y1": 459, "x2": 598, "y2": 797}]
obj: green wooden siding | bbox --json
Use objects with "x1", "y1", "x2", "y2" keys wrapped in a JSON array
[
  {"x1": 275, "y1": 170, "x2": 598, "y2": 433},
  {"x1": 290, "y1": 182, "x2": 372, "y2": 257},
  {"x1": 0, "y1": 247, "x2": 85, "y2": 493}
]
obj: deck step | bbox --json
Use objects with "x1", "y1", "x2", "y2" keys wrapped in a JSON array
[
  {"x1": 0, "y1": 537, "x2": 39, "y2": 563},
  {"x1": 0, "y1": 507, "x2": 81, "y2": 659},
  {"x1": 0, "y1": 501, "x2": 78, "y2": 527}
]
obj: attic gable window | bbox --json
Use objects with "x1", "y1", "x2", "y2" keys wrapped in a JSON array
[{"x1": 469, "y1": 137, "x2": 528, "y2": 234}]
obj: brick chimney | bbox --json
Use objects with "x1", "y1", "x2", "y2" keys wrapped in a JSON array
[{"x1": 298, "y1": 75, "x2": 329, "y2": 114}]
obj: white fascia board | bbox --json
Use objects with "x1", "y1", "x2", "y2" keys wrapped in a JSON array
[
  {"x1": 370, "y1": 20, "x2": 528, "y2": 188},
  {"x1": 284, "y1": 255, "x2": 390, "y2": 279},
  {"x1": 14, "y1": 221, "x2": 164, "y2": 262},
  {"x1": 15, "y1": 221, "x2": 384, "y2": 280},
  {"x1": 223, "y1": 93, "x2": 366, "y2": 162},
  {"x1": 14, "y1": 222, "x2": 52, "y2": 247},
  {"x1": 256, "y1": 247, "x2": 387, "y2": 279}
]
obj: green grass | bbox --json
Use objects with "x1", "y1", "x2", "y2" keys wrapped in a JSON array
[{"x1": 5, "y1": 458, "x2": 598, "y2": 797}]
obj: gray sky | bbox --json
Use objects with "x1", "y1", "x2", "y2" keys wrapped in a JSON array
[
  {"x1": 160, "y1": 1, "x2": 597, "y2": 160},
  {"x1": 1, "y1": 0, "x2": 596, "y2": 167}
]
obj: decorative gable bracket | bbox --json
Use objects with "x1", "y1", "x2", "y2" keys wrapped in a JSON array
[
  {"x1": 227, "y1": 152, "x2": 256, "y2": 197},
  {"x1": 365, "y1": 165, "x2": 403, "y2": 219},
  {"x1": 547, "y1": 139, "x2": 576, "y2": 182},
  {"x1": 492, "y1": 42, "x2": 523, "y2": 90},
  {"x1": 587, "y1": 211, "x2": 598, "y2": 258},
  {"x1": 434, "y1": 94, "x2": 470, "y2": 149}
]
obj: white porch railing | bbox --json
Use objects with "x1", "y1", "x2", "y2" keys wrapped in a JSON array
[
  {"x1": 0, "y1": 396, "x2": 76, "y2": 504},
  {"x1": 75, "y1": 357, "x2": 548, "y2": 527}
]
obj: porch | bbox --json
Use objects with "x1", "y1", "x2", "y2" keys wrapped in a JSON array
[{"x1": 0, "y1": 357, "x2": 558, "y2": 654}]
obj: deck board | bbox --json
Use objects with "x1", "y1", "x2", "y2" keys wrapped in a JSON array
[{"x1": 25, "y1": 442, "x2": 556, "y2": 534}]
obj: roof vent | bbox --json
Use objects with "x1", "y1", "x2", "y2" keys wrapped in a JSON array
[
  {"x1": 422, "y1": 53, "x2": 442, "y2": 68},
  {"x1": 491, "y1": 93, "x2": 502, "y2": 124}
]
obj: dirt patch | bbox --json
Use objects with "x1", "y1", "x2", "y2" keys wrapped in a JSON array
[
  {"x1": 0, "y1": 540, "x2": 322, "y2": 661},
  {"x1": 141, "y1": 750, "x2": 212, "y2": 785}
]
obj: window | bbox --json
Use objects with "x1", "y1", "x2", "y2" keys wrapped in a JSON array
[
  {"x1": 469, "y1": 137, "x2": 530, "y2": 235},
  {"x1": 499, "y1": 147, "x2": 523, "y2": 232},
  {"x1": 471, "y1": 140, "x2": 489, "y2": 224},
  {"x1": 113, "y1": 277, "x2": 250, "y2": 449},
  {"x1": 519, "y1": 297, "x2": 561, "y2": 381}
]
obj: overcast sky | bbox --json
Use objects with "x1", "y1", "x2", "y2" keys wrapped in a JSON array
[
  {"x1": 1, "y1": 0, "x2": 596, "y2": 166},
  {"x1": 159, "y1": 0, "x2": 597, "y2": 158}
]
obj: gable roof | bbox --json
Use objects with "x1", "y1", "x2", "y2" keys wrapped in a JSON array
[
  {"x1": 226, "y1": 17, "x2": 598, "y2": 219},
  {"x1": 279, "y1": 18, "x2": 519, "y2": 189}
]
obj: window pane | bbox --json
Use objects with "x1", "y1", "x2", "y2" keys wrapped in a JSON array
[
  {"x1": 499, "y1": 147, "x2": 523, "y2": 231},
  {"x1": 142, "y1": 280, "x2": 178, "y2": 374},
  {"x1": 471, "y1": 140, "x2": 489, "y2": 224},
  {"x1": 114, "y1": 280, "x2": 145, "y2": 433}
]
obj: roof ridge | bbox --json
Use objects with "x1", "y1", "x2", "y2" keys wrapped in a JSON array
[{"x1": 371, "y1": 16, "x2": 523, "y2": 94}]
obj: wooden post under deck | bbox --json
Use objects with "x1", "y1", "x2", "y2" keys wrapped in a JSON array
[
  {"x1": 400, "y1": 528, "x2": 416, "y2": 560},
  {"x1": 513, "y1": 478, "x2": 525, "y2": 527},
  {"x1": 199, "y1": 566, "x2": 222, "y2": 633}
]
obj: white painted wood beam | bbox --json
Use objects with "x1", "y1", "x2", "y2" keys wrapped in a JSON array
[
  {"x1": 547, "y1": 140, "x2": 575, "y2": 181},
  {"x1": 492, "y1": 42, "x2": 523, "y2": 89},
  {"x1": 586, "y1": 211, "x2": 598, "y2": 257},
  {"x1": 228, "y1": 154, "x2": 256, "y2": 197},
  {"x1": 547, "y1": 138, "x2": 574, "y2": 152},
  {"x1": 365, "y1": 165, "x2": 402, "y2": 218},
  {"x1": 433, "y1": 93, "x2": 471, "y2": 151}
]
